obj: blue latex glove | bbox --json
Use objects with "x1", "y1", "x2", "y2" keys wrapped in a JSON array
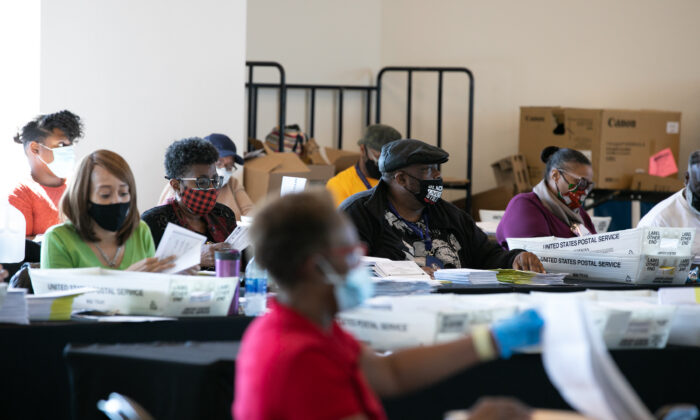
[{"x1": 491, "y1": 309, "x2": 544, "y2": 359}]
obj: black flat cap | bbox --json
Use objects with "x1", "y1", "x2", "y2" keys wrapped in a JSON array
[{"x1": 379, "y1": 139, "x2": 449, "y2": 173}]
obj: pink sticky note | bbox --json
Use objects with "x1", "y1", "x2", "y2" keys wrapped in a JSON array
[{"x1": 649, "y1": 148, "x2": 678, "y2": 177}]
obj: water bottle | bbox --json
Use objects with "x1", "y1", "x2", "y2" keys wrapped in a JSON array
[
  {"x1": 244, "y1": 257, "x2": 267, "y2": 316},
  {"x1": 0, "y1": 198, "x2": 25, "y2": 263}
]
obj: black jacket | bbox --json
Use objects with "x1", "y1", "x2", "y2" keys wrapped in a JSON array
[{"x1": 340, "y1": 181, "x2": 522, "y2": 269}]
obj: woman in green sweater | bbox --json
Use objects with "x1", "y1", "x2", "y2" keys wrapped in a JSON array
[{"x1": 41, "y1": 149, "x2": 175, "y2": 271}]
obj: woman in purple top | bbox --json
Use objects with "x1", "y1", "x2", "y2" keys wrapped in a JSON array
[{"x1": 497, "y1": 146, "x2": 597, "y2": 249}]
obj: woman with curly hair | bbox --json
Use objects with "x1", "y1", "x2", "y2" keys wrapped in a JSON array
[
  {"x1": 9, "y1": 110, "x2": 83, "y2": 238},
  {"x1": 141, "y1": 137, "x2": 237, "y2": 268}
]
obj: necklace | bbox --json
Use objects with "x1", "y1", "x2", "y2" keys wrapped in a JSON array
[{"x1": 94, "y1": 243, "x2": 123, "y2": 268}]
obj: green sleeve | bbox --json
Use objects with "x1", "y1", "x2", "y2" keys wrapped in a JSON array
[
  {"x1": 140, "y1": 221, "x2": 156, "y2": 258},
  {"x1": 40, "y1": 225, "x2": 76, "y2": 269}
]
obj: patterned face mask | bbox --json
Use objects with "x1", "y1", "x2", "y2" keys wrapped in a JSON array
[{"x1": 180, "y1": 187, "x2": 218, "y2": 215}]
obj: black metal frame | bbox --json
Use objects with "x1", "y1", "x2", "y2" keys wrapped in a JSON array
[
  {"x1": 375, "y1": 66, "x2": 474, "y2": 209},
  {"x1": 245, "y1": 61, "x2": 286, "y2": 152},
  {"x1": 245, "y1": 61, "x2": 475, "y2": 208}
]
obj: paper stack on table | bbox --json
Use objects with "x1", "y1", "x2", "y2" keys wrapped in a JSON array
[
  {"x1": 434, "y1": 268, "x2": 498, "y2": 285},
  {"x1": 493, "y1": 269, "x2": 567, "y2": 285},
  {"x1": 363, "y1": 258, "x2": 437, "y2": 296},
  {"x1": 0, "y1": 288, "x2": 29, "y2": 325},
  {"x1": 26, "y1": 287, "x2": 97, "y2": 321},
  {"x1": 0, "y1": 283, "x2": 7, "y2": 312},
  {"x1": 507, "y1": 227, "x2": 696, "y2": 284},
  {"x1": 372, "y1": 260, "x2": 430, "y2": 279},
  {"x1": 155, "y1": 223, "x2": 207, "y2": 274}
]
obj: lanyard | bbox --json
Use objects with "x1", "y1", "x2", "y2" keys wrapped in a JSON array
[
  {"x1": 387, "y1": 202, "x2": 432, "y2": 252},
  {"x1": 354, "y1": 163, "x2": 373, "y2": 190}
]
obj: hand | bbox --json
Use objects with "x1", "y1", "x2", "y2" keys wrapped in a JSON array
[
  {"x1": 512, "y1": 252, "x2": 545, "y2": 273},
  {"x1": 421, "y1": 266, "x2": 436, "y2": 278},
  {"x1": 468, "y1": 397, "x2": 532, "y2": 420},
  {"x1": 177, "y1": 265, "x2": 200, "y2": 276},
  {"x1": 126, "y1": 255, "x2": 176, "y2": 273},
  {"x1": 200, "y1": 242, "x2": 232, "y2": 267},
  {"x1": 490, "y1": 309, "x2": 544, "y2": 359},
  {"x1": 0, "y1": 264, "x2": 7, "y2": 281}
]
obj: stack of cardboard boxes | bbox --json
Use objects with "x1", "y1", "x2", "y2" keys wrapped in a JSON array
[
  {"x1": 518, "y1": 107, "x2": 683, "y2": 190},
  {"x1": 243, "y1": 138, "x2": 360, "y2": 203}
]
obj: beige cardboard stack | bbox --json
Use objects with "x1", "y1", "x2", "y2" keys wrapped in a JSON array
[{"x1": 519, "y1": 107, "x2": 681, "y2": 189}]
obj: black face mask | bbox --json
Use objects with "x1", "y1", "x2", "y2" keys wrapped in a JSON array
[
  {"x1": 404, "y1": 173, "x2": 443, "y2": 206},
  {"x1": 364, "y1": 151, "x2": 382, "y2": 180},
  {"x1": 88, "y1": 202, "x2": 130, "y2": 232}
]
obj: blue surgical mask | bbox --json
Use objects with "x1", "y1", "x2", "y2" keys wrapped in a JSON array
[
  {"x1": 39, "y1": 144, "x2": 75, "y2": 178},
  {"x1": 216, "y1": 167, "x2": 234, "y2": 186},
  {"x1": 318, "y1": 258, "x2": 374, "y2": 312}
]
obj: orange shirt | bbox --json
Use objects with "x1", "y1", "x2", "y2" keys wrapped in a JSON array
[
  {"x1": 326, "y1": 164, "x2": 379, "y2": 207},
  {"x1": 8, "y1": 178, "x2": 66, "y2": 237}
]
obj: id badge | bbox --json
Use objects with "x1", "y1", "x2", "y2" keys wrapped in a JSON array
[{"x1": 426, "y1": 254, "x2": 444, "y2": 270}]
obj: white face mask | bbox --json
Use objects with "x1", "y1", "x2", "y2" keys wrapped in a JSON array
[
  {"x1": 39, "y1": 144, "x2": 75, "y2": 178},
  {"x1": 216, "y1": 167, "x2": 234, "y2": 186}
]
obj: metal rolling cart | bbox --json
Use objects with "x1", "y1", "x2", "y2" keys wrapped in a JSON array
[{"x1": 245, "y1": 61, "x2": 475, "y2": 211}]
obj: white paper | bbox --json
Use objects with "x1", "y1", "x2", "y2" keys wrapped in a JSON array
[
  {"x1": 225, "y1": 225, "x2": 251, "y2": 250},
  {"x1": 155, "y1": 223, "x2": 206, "y2": 274},
  {"x1": 280, "y1": 176, "x2": 307, "y2": 196},
  {"x1": 666, "y1": 121, "x2": 680, "y2": 134},
  {"x1": 541, "y1": 296, "x2": 654, "y2": 420},
  {"x1": 373, "y1": 260, "x2": 429, "y2": 278}
]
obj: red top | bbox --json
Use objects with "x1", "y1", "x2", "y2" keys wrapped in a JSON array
[
  {"x1": 233, "y1": 300, "x2": 386, "y2": 420},
  {"x1": 8, "y1": 178, "x2": 67, "y2": 237}
]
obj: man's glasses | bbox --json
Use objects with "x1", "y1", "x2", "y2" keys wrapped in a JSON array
[
  {"x1": 177, "y1": 175, "x2": 223, "y2": 190},
  {"x1": 557, "y1": 169, "x2": 594, "y2": 193}
]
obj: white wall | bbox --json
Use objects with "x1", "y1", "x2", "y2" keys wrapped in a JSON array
[
  {"x1": 41, "y1": 0, "x2": 248, "y2": 210},
  {"x1": 247, "y1": 0, "x2": 381, "y2": 150},
  {"x1": 0, "y1": 1, "x2": 40, "y2": 196},
  {"x1": 248, "y1": 0, "x2": 700, "y2": 199},
  {"x1": 381, "y1": 0, "x2": 700, "y2": 195}
]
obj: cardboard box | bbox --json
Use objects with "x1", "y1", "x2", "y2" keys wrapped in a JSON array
[
  {"x1": 491, "y1": 155, "x2": 531, "y2": 194},
  {"x1": 244, "y1": 139, "x2": 337, "y2": 202},
  {"x1": 630, "y1": 173, "x2": 685, "y2": 192},
  {"x1": 468, "y1": 186, "x2": 513, "y2": 219},
  {"x1": 519, "y1": 107, "x2": 681, "y2": 189},
  {"x1": 324, "y1": 147, "x2": 360, "y2": 174},
  {"x1": 244, "y1": 151, "x2": 310, "y2": 203}
]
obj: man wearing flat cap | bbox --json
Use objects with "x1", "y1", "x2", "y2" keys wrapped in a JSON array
[
  {"x1": 341, "y1": 139, "x2": 545, "y2": 275},
  {"x1": 326, "y1": 124, "x2": 402, "y2": 207}
]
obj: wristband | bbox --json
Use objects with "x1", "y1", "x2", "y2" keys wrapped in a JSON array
[{"x1": 471, "y1": 325, "x2": 497, "y2": 361}]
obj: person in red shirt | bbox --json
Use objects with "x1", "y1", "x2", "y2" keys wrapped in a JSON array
[
  {"x1": 9, "y1": 110, "x2": 83, "y2": 239},
  {"x1": 234, "y1": 190, "x2": 543, "y2": 420}
]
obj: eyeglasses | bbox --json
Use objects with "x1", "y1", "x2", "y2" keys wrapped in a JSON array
[
  {"x1": 329, "y1": 243, "x2": 367, "y2": 268},
  {"x1": 177, "y1": 175, "x2": 223, "y2": 190},
  {"x1": 557, "y1": 169, "x2": 594, "y2": 192}
]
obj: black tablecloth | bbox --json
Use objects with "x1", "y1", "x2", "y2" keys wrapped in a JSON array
[
  {"x1": 64, "y1": 341, "x2": 700, "y2": 420},
  {"x1": 437, "y1": 279, "x2": 697, "y2": 294},
  {"x1": 0, "y1": 317, "x2": 253, "y2": 420}
]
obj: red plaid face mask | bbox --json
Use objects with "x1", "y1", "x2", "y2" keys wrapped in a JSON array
[{"x1": 181, "y1": 187, "x2": 218, "y2": 215}]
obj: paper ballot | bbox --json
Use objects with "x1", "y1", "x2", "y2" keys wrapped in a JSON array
[
  {"x1": 280, "y1": 176, "x2": 307, "y2": 196},
  {"x1": 225, "y1": 225, "x2": 251, "y2": 251},
  {"x1": 541, "y1": 296, "x2": 653, "y2": 420},
  {"x1": 155, "y1": 223, "x2": 206, "y2": 274}
]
